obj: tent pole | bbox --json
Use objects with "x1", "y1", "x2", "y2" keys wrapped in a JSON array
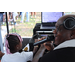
[{"x1": 6, "y1": 12, "x2": 9, "y2": 34}]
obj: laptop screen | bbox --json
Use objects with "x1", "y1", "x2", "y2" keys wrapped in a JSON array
[{"x1": 41, "y1": 12, "x2": 64, "y2": 29}]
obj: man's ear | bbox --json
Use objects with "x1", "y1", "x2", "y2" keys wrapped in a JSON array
[{"x1": 71, "y1": 30, "x2": 75, "y2": 39}]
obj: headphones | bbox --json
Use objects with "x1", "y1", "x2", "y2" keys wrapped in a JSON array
[{"x1": 60, "y1": 17, "x2": 75, "y2": 30}]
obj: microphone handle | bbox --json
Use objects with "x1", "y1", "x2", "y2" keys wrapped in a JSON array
[
  {"x1": 33, "y1": 35, "x2": 54, "y2": 46},
  {"x1": 33, "y1": 39, "x2": 47, "y2": 46}
]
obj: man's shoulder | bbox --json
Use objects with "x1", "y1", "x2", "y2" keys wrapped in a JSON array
[{"x1": 39, "y1": 47, "x2": 75, "y2": 62}]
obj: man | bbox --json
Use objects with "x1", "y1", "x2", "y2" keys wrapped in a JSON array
[{"x1": 32, "y1": 14, "x2": 75, "y2": 62}]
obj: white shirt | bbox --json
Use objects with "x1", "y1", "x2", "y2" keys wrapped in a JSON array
[
  {"x1": 13, "y1": 12, "x2": 18, "y2": 17},
  {"x1": 54, "y1": 39, "x2": 75, "y2": 50},
  {"x1": 1, "y1": 51, "x2": 33, "y2": 62}
]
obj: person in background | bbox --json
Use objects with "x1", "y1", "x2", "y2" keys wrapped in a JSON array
[
  {"x1": 31, "y1": 12, "x2": 36, "y2": 18},
  {"x1": 25, "y1": 12, "x2": 30, "y2": 22},
  {"x1": 0, "y1": 12, "x2": 4, "y2": 25},
  {"x1": 20, "y1": 12, "x2": 25, "y2": 23},
  {"x1": 19, "y1": 12, "x2": 22, "y2": 17},
  {"x1": 12, "y1": 12, "x2": 18, "y2": 25},
  {"x1": 3, "y1": 12, "x2": 6, "y2": 24}
]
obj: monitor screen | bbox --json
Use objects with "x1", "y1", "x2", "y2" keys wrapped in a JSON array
[{"x1": 42, "y1": 12, "x2": 64, "y2": 23}]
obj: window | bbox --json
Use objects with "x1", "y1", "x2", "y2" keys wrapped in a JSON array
[{"x1": 1, "y1": 12, "x2": 75, "y2": 40}]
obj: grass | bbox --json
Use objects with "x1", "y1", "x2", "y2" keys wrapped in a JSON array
[{"x1": 9, "y1": 12, "x2": 41, "y2": 37}]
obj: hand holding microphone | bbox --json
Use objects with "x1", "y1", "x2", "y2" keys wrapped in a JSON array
[
  {"x1": 33, "y1": 35, "x2": 55, "y2": 46},
  {"x1": 33, "y1": 35, "x2": 55, "y2": 51}
]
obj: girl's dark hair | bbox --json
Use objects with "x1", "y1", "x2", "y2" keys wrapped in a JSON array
[{"x1": 7, "y1": 35, "x2": 20, "y2": 52}]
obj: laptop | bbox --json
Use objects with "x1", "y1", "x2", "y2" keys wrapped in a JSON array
[{"x1": 40, "y1": 12, "x2": 64, "y2": 29}]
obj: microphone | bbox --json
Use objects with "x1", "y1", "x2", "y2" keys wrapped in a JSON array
[{"x1": 33, "y1": 35, "x2": 55, "y2": 46}]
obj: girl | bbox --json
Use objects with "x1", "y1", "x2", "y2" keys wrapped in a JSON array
[{"x1": 1, "y1": 33, "x2": 34, "y2": 62}]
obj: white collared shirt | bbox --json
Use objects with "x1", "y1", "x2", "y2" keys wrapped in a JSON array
[
  {"x1": 54, "y1": 39, "x2": 75, "y2": 50},
  {"x1": 1, "y1": 51, "x2": 33, "y2": 62}
]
